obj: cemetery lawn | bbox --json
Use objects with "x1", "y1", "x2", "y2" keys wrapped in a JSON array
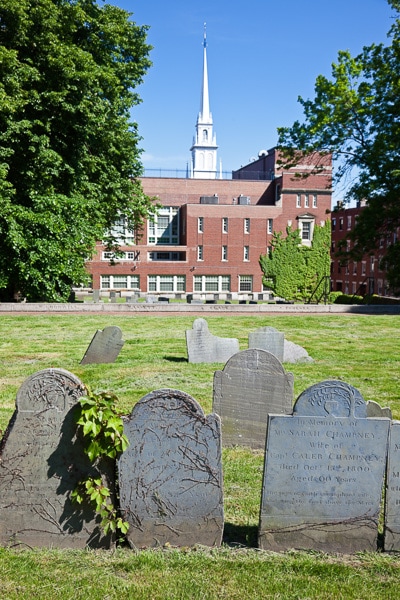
[{"x1": 0, "y1": 313, "x2": 399, "y2": 599}]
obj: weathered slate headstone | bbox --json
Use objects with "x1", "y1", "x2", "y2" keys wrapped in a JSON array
[
  {"x1": 384, "y1": 420, "x2": 400, "y2": 551},
  {"x1": 118, "y1": 388, "x2": 224, "y2": 548},
  {"x1": 118, "y1": 389, "x2": 224, "y2": 547},
  {"x1": 0, "y1": 369, "x2": 113, "y2": 548},
  {"x1": 80, "y1": 325, "x2": 124, "y2": 365},
  {"x1": 259, "y1": 380, "x2": 390, "y2": 553},
  {"x1": 248, "y1": 326, "x2": 285, "y2": 362},
  {"x1": 213, "y1": 349, "x2": 293, "y2": 448},
  {"x1": 186, "y1": 318, "x2": 239, "y2": 363},
  {"x1": 367, "y1": 400, "x2": 392, "y2": 418}
]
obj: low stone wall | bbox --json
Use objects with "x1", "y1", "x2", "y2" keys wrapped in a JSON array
[{"x1": 1, "y1": 302, "x2": 400, "y2": 314}]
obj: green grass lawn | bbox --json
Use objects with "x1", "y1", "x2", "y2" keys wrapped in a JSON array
[{"x1": 0, "y1": 313, "x2": 399, "y2": 599}]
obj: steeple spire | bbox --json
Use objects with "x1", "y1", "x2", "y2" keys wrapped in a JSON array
[{"x1": 190, "y1": 24, "x2": 218, "y2": 179}]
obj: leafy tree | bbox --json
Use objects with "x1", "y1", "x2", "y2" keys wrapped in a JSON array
[
  {"x1": 277, "y1": 0, "x2": 400, "y2": 290},
  {"x1": 259, "y1": 222, "x2": 331, "y2": 302},
  {"x1": 0, "y1": 0, "x2": 154, "y2": 301}
]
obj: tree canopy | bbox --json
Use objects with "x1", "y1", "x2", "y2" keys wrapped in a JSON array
[
  {"x1": 277, "y1": 0, "x2": 400, "y2": 290},
  {"x1": 0, "y1": 0, "x2": 154, "y2": 301}
]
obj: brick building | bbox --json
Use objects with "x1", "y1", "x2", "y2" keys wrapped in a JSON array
[
  {"x1": 330, "y1": 202, "x2": 398, "y2": 297},
  {"x1": 86, "y1": 31, "x2": 332, "y2": 299}
]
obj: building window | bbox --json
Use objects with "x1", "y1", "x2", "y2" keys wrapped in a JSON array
[
  {"x1": 301, "y1": 222, "x2": 311, "y2": 241},
  {"x1": 100, "y1": 275, "x2": 140, "y2": 290},
  {"x1": 267, "y1": 219, "x2": 273, "y2": 234},
  {"x1": 222, "y1": 217, "x2": 228, "y2": 233},
  {"x1": 353, "y1": 261, "x2": 357, "y2": 275},
  {"x1": 244, "y1": 218, "x2": 250, "y2": 234},
  {"x1": 239, "y1": 275, "x2": 253, "y2": 292},
  {"x1": 312, "y1": 195, "x2": 317, "y2": 208},
  {"x1": 304, "y1": 194, "x2": 309, "y2": 208},
  {"x1": 193, "y1": 275, "x2": 230, "y2": 293},
  {"x1": 244, "y1": 246, "x2": 249, "y2": 261},
  {"x1": 362, "y1": 261, "x2": 366, "y2": 275},
  {"x1": 197, "y1": 245, "x2": 203, "y2": 261},
  {"x1": 370, "y1": 256, "x2": 375, "y2": 272},
  {"x1": 332, "y1": 218, "x2": 336, "y2": 231},
  {"x1": 339, "y1": 218, "x2": 343, "y2": 231},
  {"x1": 222, "y1": 245, "x2": 228, "y2": 261},
  {"x1": 276, "y1": 184, "x2": 281, "y2": 203},
  {"x1": 148, "y1": 275, "x2": 185, "y2": 293},
  {"x1": 198, "y1": 216, "x2": 204, "y2": 233},
  {"x1": 148, "y1": 206, "x2": 179, "y2": 245},
  {"x1": 296, "y1": 194, "x2": 301, "y2": 208},
  {"x1": 102, "y1": 250, "x2": 140, "y2": 261},
  {"x1": 107, "y1": 214, "x2": 136, "y2": 245},
  {"x1": 331, "y1": 241, "x2": 336, "y2": 252},
  {"x1": 148, "y1": 251, "x2": 184, "y2": 261}
]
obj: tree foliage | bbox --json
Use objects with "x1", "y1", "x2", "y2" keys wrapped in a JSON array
[
  {"x1": 277, "y1": 0, "x2": 400, "y2": 290},
  {"x1": 0, "y1": 0, "x2": 154, "y2": 301},
  {"x1": 259, "y1": 222, "x2": 331, "y2": 302}
]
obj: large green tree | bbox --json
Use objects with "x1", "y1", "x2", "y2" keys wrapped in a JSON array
[
  {"x1": 0, "y1": 0, "x2": 154, "y2": 301},
  {"x1": 277, "y1": 0, "x2": 400, "y2": 291}
]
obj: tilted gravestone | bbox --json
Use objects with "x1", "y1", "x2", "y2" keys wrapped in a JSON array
[
  {"x1": 213, "y1": 349, "x2": 293, "y2": 449},
  {"x1": 259, "y1": 380, "x2": 390, "y2": 553},
  {"x1": 186, "y1": 318, "x2": 239, "y2": 363},
  {"x1": 0, "y1": 369, "x2": 114, "y2": 548},
  {"x1": 80, "y1": 325, "x2": 124, "y2": 365},
  {"x1": 384, "y1": 420, "x2": 400, "y2": 551},
  {"x1": 248, "y1": 327, "x2": 285, "y2": 362},
  {"x1": 118, "y1": 388, "x2": 224, "y2": 548}
]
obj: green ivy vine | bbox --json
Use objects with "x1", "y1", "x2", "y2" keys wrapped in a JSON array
[{"x1": 71, "y1": 388, "x2": 130, "y2": 536}]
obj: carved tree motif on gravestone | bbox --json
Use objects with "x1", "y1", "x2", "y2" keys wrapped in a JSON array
[{"x1": 294, "y1": 380, "x2": 367, "y2": 418}]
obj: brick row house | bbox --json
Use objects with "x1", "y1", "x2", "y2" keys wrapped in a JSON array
[
  {"x1": 330, "y1": 202, "x2": 399, "y2": 297},
  {"x1": 86, "y1": 31, "x2": 332, "y2": 299}
]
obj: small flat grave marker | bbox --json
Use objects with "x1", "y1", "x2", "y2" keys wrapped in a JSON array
[
  {"x1": 259, "y1": 380, "x2": 390, "y2": 553},
  {"x1": 213, "y1": 349, "x2": 293, "y2": 448},
  {"x1": 80, "y1": 325, "x2": 124, "y2": 365},
  {"x1": 118, "y1": 388, "x2": 224, "y2": 548},
  {"x1": 0, "y1": 369, "x2": 113, "y2": 548},
  {"x1": 186, "y1": 318, "x2": 239, "y2": 363}
]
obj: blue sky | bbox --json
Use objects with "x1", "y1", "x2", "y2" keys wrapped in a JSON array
[{"x1": 108, "y1": 0, "x2": 395, "y2": 184}]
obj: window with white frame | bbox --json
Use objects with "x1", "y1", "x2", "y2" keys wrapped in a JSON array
[
  {"x1": 304, "y1": 194, "x2": 309, "y2": 208},
  {"x1": 148, "y1": 251, "x2": 183, "y2": 261},
  {"x1": 244, "y1": 218, "x2": 250, "y2": 234},
  {"x1": 198, "y1": 216, "x2": 204, "y2": 233},
  {"x1": 347, "y1": 216, "x2": 352, "y2": 230},
  {"x1": 100, "y1": 274, "x2": 140, "y2": 290},
  {"x1": 222, "y1": 245, "x2": 228, "y2": 261},
  {"x1": 301, "y1": 222, "x2": 311, "y2": 240},
  {"x1": 148, "y1": 275, "x2": 185, "y2": 293},
  {"x1": 267, "y1": 218, "x2": 273, "y2": 234},
  {"x1": 102, "y1": 251, "x2": 140, "y2": 261},
  {"x1": 243, "y1": 246, "x2": 249, "y2": 261},
  {"x1": 108, "y1": 214, "x2": 136, "y2": 245},
  {"x1": 222, "y1": 217, "x2": 228, "y2": 233},
  {"x1": 296, "y1": 194, "x2": 301, "y2": 208},
  {"x1": 312, "y1": 194, "x2": 318, "y2": 208},
  {"x1": 298, "y1": 217, "x2": 315, "y2": 246},
  {"x1": 193, "y1": 275, "x2": 230, "y2": 293},
  {"x1": 275, "y1": 184, "x2": 281, "y2": 203},
  {"x1": 239, "y1": 275, "x2": 253, "y2": 292},
  {"x1": 148, "y1": 206, "x2": 179, "y2": 245},
  {"x1": 197, "y1": 245, "x2": 203, "y2": 261}
]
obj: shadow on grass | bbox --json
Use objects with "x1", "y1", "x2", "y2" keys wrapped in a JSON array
[
  {"x1": 164, "y1": 356, "x2": 188, "y2": 363},
  {"x1": 223, "y1": 522, "x2": 258, "y2": 548}
]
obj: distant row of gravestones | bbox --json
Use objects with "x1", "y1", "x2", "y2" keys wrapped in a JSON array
[{"x1": 0, "y1": 349, "x2": 399, "y2": 554}]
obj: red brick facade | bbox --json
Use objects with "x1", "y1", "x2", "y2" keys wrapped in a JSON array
[{"x1": 86, "y1": 148, "x2": 332, "y2": 297}]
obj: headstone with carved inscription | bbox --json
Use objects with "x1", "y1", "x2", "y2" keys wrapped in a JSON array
[
  {"x1": 384, "y1": 420, "x2": 400, "y2": 551},
  {"x1": 80, "y1": 325, "x2": 124, "y2": 365},
  {"x1": 186, "y1": 318, "x2": 239, "y2": 363},
  {"x1": 118, "y1": 388, "x2": 224, "y2": 548},
  {"x1": 0, "y1": 368, "x2": 114, "y2": 548},
  {"x1": 258, "y1": 380, "x2": 390, "y2": 553},
  {"x1": 213, "y1": 349, "x2": 293, "y2": 449}
]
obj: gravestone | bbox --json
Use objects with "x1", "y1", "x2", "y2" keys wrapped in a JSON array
[
  {"x1": 186, "y1": 318, "x2": 239, "y2": 363},
  {"x1": 283, "y1": 340, "x2": 314, "y2": 364},
  {"x1": 80, "y1": 325, "x2": 124, "y2": 365},
  {"x1": 0, "y1": 369, "x2": 113, "y2": 548},
  {"x1": 367, "y1": 400, "x2": 392, "y2": 418},
  {"x1": 118, "y1": 388, "x2": 223, "y2": 548},
  {"x1": 248, "y1": 327, "x2": 285, "y2": 362},
  {"x1": 384, "y1": 420, "x2": 400, "y2": 551},
  {"x1": 213, "y1": 349, "x2": 293, "y2": 448},
  {"x1": 259, "y1": 380, "x2": 390, "y2": 553}
]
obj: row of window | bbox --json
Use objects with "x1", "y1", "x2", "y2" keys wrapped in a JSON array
[
  {"x1": 198, "y1": 216, "x2": 274, "y2": 235},
  {"x1": 296, "y1": 194, "x2": 318, "y2": 208},
  {"x1": 197, "y1": 245, "x2": 250, "y2": 261},
  {"x1": 100, "y1": 275, "x2": 254, "y2": 293}
]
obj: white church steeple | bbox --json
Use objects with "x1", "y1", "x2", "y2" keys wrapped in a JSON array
[{"x1": 190, "y1": 24, "x2": 219, "y2": 179}]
